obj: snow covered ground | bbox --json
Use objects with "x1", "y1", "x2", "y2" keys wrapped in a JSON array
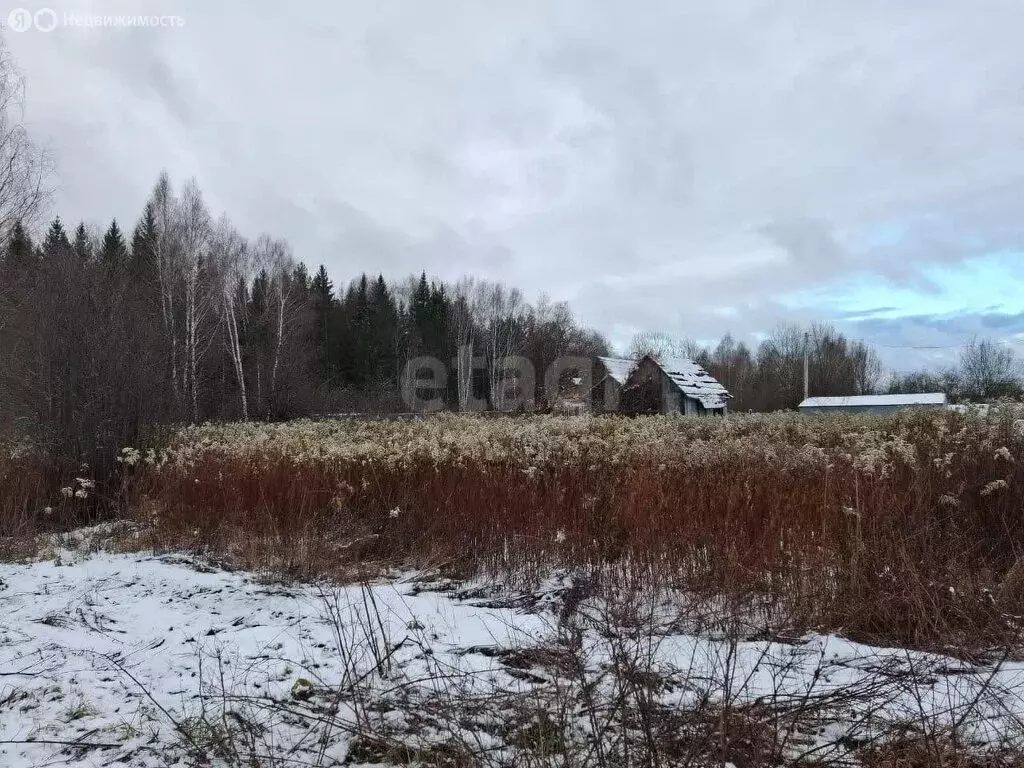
[
  {"x1": 0, "y1": 547, "x2": 553, "y2": 766},
  {"x1": 3, "y1": 544, "x2": 1024, "y2": 766}
]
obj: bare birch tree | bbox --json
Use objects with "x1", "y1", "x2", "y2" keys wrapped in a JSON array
[
  {"x1": 476, "y1": 281, "x2": 524, "y2": 410},
  {"x1": 448, "y1": 276, "x2": 477, "y2": 410},
  {"x1": 210, "y1": 216, "x2": 250, "y2": 420},
  {"x1": 176, "y1": 179, "x2": 212, "y2": 423},
  {"x1": 148, "y1": 171, "x2": 181, "y2": 409},
  {"x1": 252, "y1": 234, "x2": 296, "y2": 409},
  {"x1": 0, "y1": 43, "x2": 52, "y2": 237}
]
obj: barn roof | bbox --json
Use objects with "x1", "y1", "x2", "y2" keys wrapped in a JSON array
[
  {"x1": 654, "y1": 356, "x2": 731, "y2": 410},
  {"x1": 596, "y1": 357, "x2": 636, "y2": 386},
  {"x1": 798, "y1": 393, "x2": 947, "y2": 409}
]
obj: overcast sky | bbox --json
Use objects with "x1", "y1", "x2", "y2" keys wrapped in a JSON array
[{"x1": 6, "y1": 0, "x2": 1024, "y2": 369}]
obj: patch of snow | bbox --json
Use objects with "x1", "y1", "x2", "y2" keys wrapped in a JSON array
[
  {"x1": 0, "y1": 552, "x2": 545, "y2": 766},
  {"x1": 2, "y1": 552, "x2": 1023, "y2": 765}
]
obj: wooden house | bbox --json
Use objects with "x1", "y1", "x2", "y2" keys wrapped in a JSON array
[
  {"x1": 618, "y1": 355, "x2": 730, "y2": 416},
  {"x1": 592, "y1": 357, "x2": 637, "y2": 412}
]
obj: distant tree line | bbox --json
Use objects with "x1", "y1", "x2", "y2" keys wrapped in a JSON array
[
  {"x1": 631, "y1": 328, "x2": 1023, "y2": 412},
  {"x1": 629, "y1": 325, "x2": 883, "y2": 412},
  {"x1": 886, "y1": 337, "x2": 1023, "y2": 403},
  {"x1": 3, "y1": 173, "x2": 1023, "y2": 486},
  {"x1": 0, "y1": 172, "x2": 614, "y2": 474}
]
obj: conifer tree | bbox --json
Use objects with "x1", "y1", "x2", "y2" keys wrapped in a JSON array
[
  {"x1": 409, "y1": 272, "x2": 448, "y2": 360},
  {"x1": 43, "y1": 216, "x2": 71, "y2": 256},
  {"x1": 6, "y1": 220, "x2": 34, "y2": 269},
  {"x1": 310, "y1": 265, "x2": 336, "y2": 382},
  {"x1": 347, "y1": 274, "x2": 372, "y2": 387},
  {"x1": 130, "y1": 203, "x2": 158, "y2": 281},
  {"x1": 369, "y1": 275, "x2": 399, "y2": 384},
  {"x1": 72, "y1": 222, "x2": 93, "y2": 262},
  {"x1": 291, "y1": 263, "x2": 311, "y2": 296},
  {"x1": 310, "y1": 265, "x2": 333, "y2": 308},
  {"x1": 100, "y1": 219, "x2": 128, "y2": 270}
]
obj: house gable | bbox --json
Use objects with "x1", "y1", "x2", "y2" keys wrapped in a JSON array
[{"x1": 592, "y1": 357, "x2": 637, "y2": 412}]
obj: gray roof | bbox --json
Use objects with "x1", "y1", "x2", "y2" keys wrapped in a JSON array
[
  {"x1": 596, "y1": 357, "x2": 636, "y2": 386},
  {"x1": 798, "y1": 393, "x2": 947, "y2": 408},
  {"x1": 654, "y1": 356, "x2": 730, "y2": 410},
  {"x1": 598, "y1": 355, "x2": 731, "y2": 410}
]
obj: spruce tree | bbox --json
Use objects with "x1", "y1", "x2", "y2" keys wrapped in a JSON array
[
  {"x1": 350, "y1": 274, "x2": 371, "y2": 387},
  {"x1": 43, "y1": 216, "x2": 71, "y2": 256},
  {"x1": 409, "y1": 272, "x2": 448, "y2": 359},
  {"x1": 369, "y1": 275, "x2": 400, "y2": 384},
  {"x1": 130, "y1": 203, "x2": 158, "y2": 280},
  {"x1": 100, "y1": 219, "x2": 128, "y2": 270},
  {"x1": 411, "y1": 272, "x2": 430, "y2": 328},
  {"x1": 310, "y1": 265, "x2": 334, "y2": 308},
  {"x1": 291, "y1": 262, "x2": 311, "y2": 296},
  {"x1": 72, "y1": 222, "x2": 93, "y2": 262},
  {"x1": 6, "y1": 220, "x2": 34, "y2": 269},
  {"x1": 310, "y1": 265, "x2": 336, "y2": 383},
  {"x1": 427, "y1": 281, "x2": 449, "y2": 357}
]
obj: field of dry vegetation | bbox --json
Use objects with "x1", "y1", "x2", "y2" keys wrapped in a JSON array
[
  {"x1": 7, "y1": 408, "x2": 1024, "y2": 766},
  {"x1": 120, "y1": 407, "x2": 1024, "y2": 652}
]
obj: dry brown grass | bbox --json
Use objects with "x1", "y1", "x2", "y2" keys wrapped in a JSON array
[
  {"x1": 0, "y1": 447, "x2": 76, "y2": 557},
  {"x1": 125, "y1": 408, "x2": 1024, "y2": 651},
  {"x1": 0, "y1": 439, "x2": 125, "y2": 560},
  {"x1": 857, "y1": 732, "x2": 1024, "y2": 768}
]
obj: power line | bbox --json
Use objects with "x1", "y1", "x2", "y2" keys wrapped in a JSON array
[
  {"x1": 866, "y1": 339, "x2": 1024, "y2": 351},
  {"x1": 874, "y1": 344, "x2": 972, "y2": 350}
]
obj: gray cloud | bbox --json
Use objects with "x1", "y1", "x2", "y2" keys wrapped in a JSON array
[{"x1": 7, "y1": 0, "x2": 1024, "y2": 366}]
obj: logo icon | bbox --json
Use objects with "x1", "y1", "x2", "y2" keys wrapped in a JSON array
[
  {"x1": 33, "y1": 7, "x2": 56, "y2": 31},
  {"x1": 7, "y1": 7, "x2": 32, "y2": 31}
]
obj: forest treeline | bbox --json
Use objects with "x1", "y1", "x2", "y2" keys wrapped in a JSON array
[
  {"x1": 0, "y1": 173, "x2": 613, "y2": 471},
  {"x1": 3, "y1": 170, "x2": 1022, "y2": 480}
]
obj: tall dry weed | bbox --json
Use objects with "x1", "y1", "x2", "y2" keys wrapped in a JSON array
[{"x1": 134, "y1": 408, "x2": 1024, "y2": 648}]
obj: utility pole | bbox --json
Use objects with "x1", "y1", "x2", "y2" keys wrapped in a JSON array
[{"x1": 803, "y1": 331, "x2": 810, "y2": 402}]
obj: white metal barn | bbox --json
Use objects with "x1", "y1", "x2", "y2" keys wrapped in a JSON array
[{"x1": 797, "y1": 393, "x2": 947, "y2": 414}]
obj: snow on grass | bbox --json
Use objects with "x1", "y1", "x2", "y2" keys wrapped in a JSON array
[
  {"x1": 0, "y1": 551, "x2": 546, "y2": 766},
  {"x1": 2, "y1": 549, "x2": 1024, "y2": 766}
]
